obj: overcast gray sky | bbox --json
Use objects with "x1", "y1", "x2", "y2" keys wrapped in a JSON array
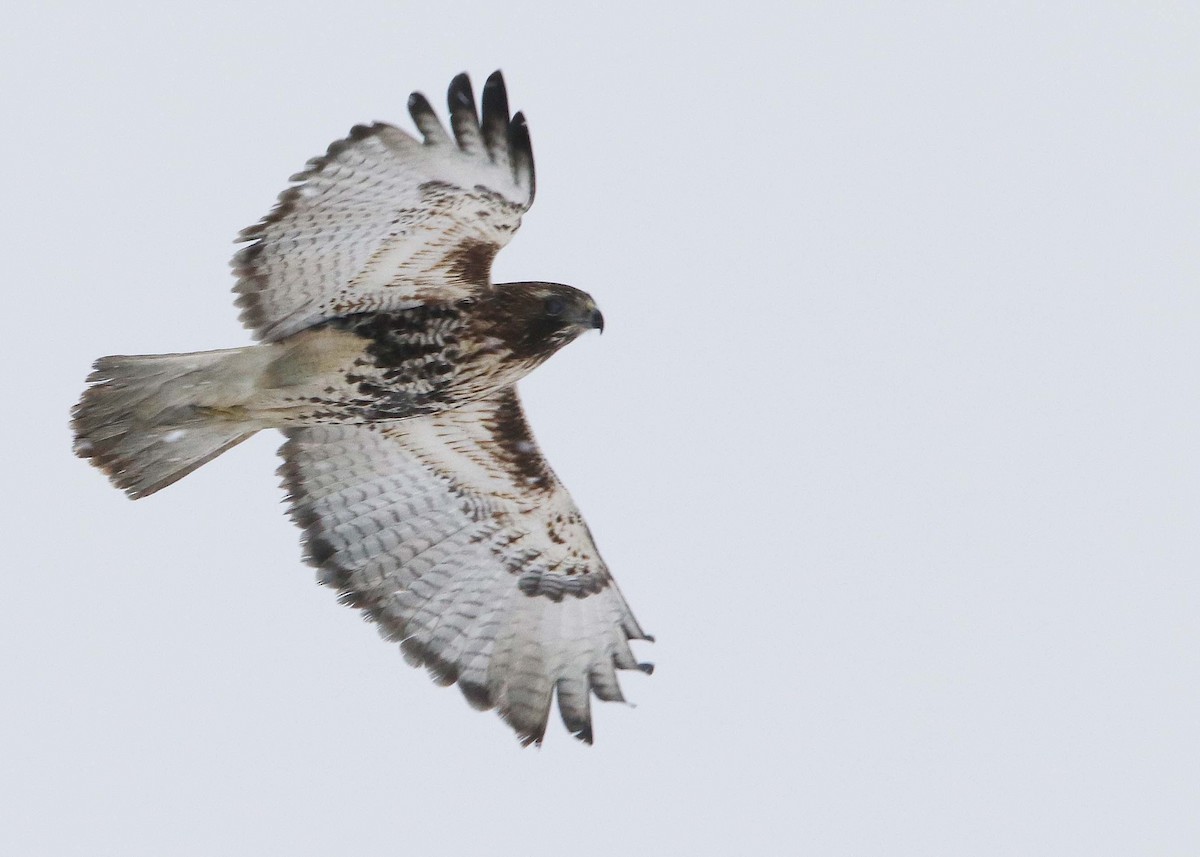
[{"x1": 3, "y1": 2, "x2": 1199, "y2": 854}]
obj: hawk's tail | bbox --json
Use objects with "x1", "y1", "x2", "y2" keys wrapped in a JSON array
[{"x1": 72, "y1": 350, "x2": 259, "y2": 499}]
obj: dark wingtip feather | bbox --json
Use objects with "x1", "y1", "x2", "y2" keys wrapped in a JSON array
[
  {"x1": 406, "y1": 91, "x2": 425, "y2": 113},
  {"x1": 407, "y1": 91, "x2": 447, "y2": 144},
  {"x1": 507, "y1": 110, "x2": 535, "y2": 202},
  {"x1": 517, "y1": 728, "x2": 547, "y2": 749},
  {"x1": 483, "y1": 69, "x2": 506, "y2": 97},
  {"x1": 506, "y1": 694, "x2": 553, "y2": 748},
  {"x1": 447, "y1": 73, "x2": 483, "y2": 153},
  {"x1": 556, "y1": 680, "x2": 595, "y2": 745},
  {"x1": 480, "y1": 70, "x2": 510, "y2": 161},
  {"x1": 448, "y1": 72, "x2": 474, "y2": 109}
]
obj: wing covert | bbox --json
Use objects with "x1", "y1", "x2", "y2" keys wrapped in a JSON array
[
  {"x1": 278, "y1": 388, "x2": 651, "y2": 745},
  {"x1": 234, "y1": 71, "x2": 535, "y2": 342}
]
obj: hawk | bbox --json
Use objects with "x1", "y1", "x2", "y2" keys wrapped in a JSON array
[{"x1": 72, "y1": 71, "x2": 652, "y2": 745}]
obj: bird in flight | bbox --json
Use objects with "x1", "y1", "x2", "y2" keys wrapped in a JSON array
[{"x1": 72, "y1": 71, "x2": 652, "y2": 745}]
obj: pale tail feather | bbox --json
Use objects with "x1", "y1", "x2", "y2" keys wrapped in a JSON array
[{"x1": 72, "y1": 351, "x2": 259, "y2": 499}]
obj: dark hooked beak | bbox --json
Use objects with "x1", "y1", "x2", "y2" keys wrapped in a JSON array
[{"x1": 589, "y1": 307, "x2": 605, "y2": 334}]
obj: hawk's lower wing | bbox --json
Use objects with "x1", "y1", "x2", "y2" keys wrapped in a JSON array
[{"x1": 278, "y1": 388, "x2": 651, "y2": 745}]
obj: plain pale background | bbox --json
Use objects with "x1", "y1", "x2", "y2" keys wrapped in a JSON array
[{"x1": 2, "y1": 2, "x2": 1198, "y2": 854}]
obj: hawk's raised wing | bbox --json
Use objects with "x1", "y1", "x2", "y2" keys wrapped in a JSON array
[
  {"x1": 234, "y1": 71, "x2": 535, "y2": 342},
  {"x1": 278, "y1": 388, "x2": 651, "y2": 745}
]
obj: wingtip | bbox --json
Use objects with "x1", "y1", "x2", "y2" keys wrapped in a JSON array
[
  {"x1": 407, "y1": 90, "x2": 449, "y2": 146},
  {"x1": 508, "y1": 111, "x2": 535, "y2": 201},
  {"x1": 517, "y1": 730, "x2": 546, "y2": 749},
  {"x1": 480, "y1": 70, "x2": 512, "y2": 162},
  {"x1": 448, "y1": 72, "x2": 475, "y2": 108},
  {"x1": 483, "y1": 69, "x2": 506, "y2": 94}
]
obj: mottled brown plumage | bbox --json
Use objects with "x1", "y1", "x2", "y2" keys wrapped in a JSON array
[{"x1": 72, "y1": 71, "x2": 650, "y2": 745}]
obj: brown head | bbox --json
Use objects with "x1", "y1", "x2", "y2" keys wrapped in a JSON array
[{"x1": 472, "y1": 282, "x2": 605, "y2": 365}]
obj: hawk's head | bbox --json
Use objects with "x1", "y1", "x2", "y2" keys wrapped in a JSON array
[{"x1": 477, "y1": 282, "x2": 604, "y2": 363}]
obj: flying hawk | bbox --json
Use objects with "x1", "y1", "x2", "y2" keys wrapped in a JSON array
[{"x1": 72, "y1": 71, "x2": 652, "y2": 745}]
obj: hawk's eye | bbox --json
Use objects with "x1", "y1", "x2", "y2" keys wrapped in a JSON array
[{"x1": 544, "y1": 297, "x2": 566, "y2": 317}]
